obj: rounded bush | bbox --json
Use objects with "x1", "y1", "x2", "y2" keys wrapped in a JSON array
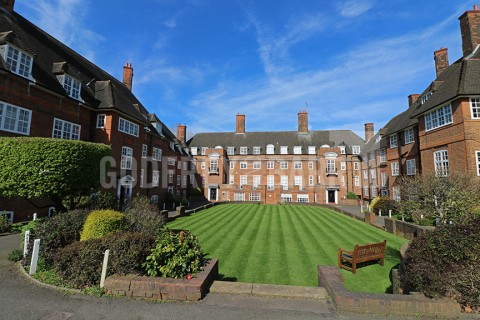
[
  {"x1": 143, "y1": 229, "x2": 206, "y2": 278},
  {"x1": 371, "y1": 196, "x2": 397, "y2": 215},
  {"x1": 400, "y1": 217, "x2": 480, "y2": 312},
  {"x1": 346, "y1": 192, "x2": 359, "y2": 200},
  {"x1": 80, "y1": 210, "x2": 125, "y2": 241},
  {"x1": 124, "y1": 195, "x2": 164, "y2": 234},
  {"x1": 54, "y1": 232, "x2": 155, "y2": 288}
]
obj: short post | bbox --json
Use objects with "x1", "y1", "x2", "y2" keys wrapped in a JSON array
[
  {"x1": 388, "y1": 210, "x2": 392, "y2": 218},
  {"x1": 23, "y1": 230, "x2": 30, "y2": 257},
  {"x1": 378, "y1": 209, "x2": 382, "y2": 217},
  {"x1": 420, "y1": 214, "x2": 424, "y2": 221},
  {"x1": 33, "y1": 213, "x2": 37, "y2": 221},
  {"x1": 29, "y1": 239, "x2": 40, "y2": 275},
  {"x1": 360, "y1": 205, "x2": 364, "y2": 213},
  {"x1": 401, "y1": 213, "x2": 405, "y2": 222},
  {"x1": 100, "y1": 249, "x2": 110, "y2": 288}
]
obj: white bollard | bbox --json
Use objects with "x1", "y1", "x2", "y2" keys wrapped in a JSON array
[
  {"x1": 23, "y1": 230, "x2": 30, "y2": 257},
  {"x1": 33, "y1": 213, "x2": 37, "y2": 221},
  {"x1": 29, "y1": 239, "x2": 40, "y2": 275},
  {"x1": 401, "y1": 213, "x2": 405, "y2": 222},
  {"x1": 420, "y1": 214, "x2": 424, "y2": 220},
  {"x1": 378, "y1": 209, "x2": 382, "y2": 217},
  {"x1": 100, "y1": 249, "x2": 110, "y2": 288},
  {"x1": 360, "y1": 205, "x2": 364, "y2": 213},
  {"x1": 389, "y1": 210, "x2": 392, "y2": 218}
]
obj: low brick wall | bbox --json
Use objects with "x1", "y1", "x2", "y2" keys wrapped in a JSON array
[
  {"x1": 383, "y1": 217, "x2": 435, "y2": 240},
  {"x1": 104, "y1": 259, "x2": 219, "y2": 301},
  {"x1": 317, "y1": 266, "x2": 461, "y2": 317}
]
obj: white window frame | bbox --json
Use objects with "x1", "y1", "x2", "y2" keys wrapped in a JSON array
[
  {"x1": 341, "y1": 162, "x2": 346, "y2": 171},
  {"x1": 249, "y1": 193, "x2": 261, "y2": 202},
  {"x1": 0, "y1": 102, "x2": 32, "y2": 135},
  {"x1": 240, "y1": 147, "x2": 248, "y2": 155},
  {"x1": 381, "y1": 172, "x2": 387, "y2": 187},
  {"x1": 281, "y1": 194, "x2": 292, "y2": 203},
  {"x1": 297, "y1": 194, "x2": 309, "y2": 203},
  {"x1": 152, "y1": 170, "x2": 160, "y2": 187},
  {"x1": 404, "y1": 127, "x2": 414, "y2": 144},
  {"x1": 380, "y1": 148, "x2": 386, "y2": 163},
  {"x1": 118, "y1": 117, "x2": 139, "y2": 137},
  {"x1": 294, "y1": 176, "x2": 302, "y2": 189},
  {"x1": 434, "y1": 150, "x2": 449, "y2": 177},
  {"x1": 280, "y1": 161, "x2": 288, "y2": 169},
  {"x1": 370, "y1": 169, "x2": 376, "y2": 179},
  {"x1": 142, "y1": 144, "x2": 148, "y2": 158},
  {"x1": 227, "y1": 146, "x2": 235, "y2": 155},
  {"x1": 294, "y1": 162, "x2": 302, "y2": 169},
  {"x1": 209, "y1": 159, "x2": 218, "y2": 173},
  {"x1": 476, "y1": 151, "x2": 480, "y2": 176},
  {"x1": 121, "y1": 146, "x2": 133, "y2": 170},
  {"x1": 371, "y1": 186, "x2": 377, "y2": 197},
  {"x1": 389, "y1": 135, "x2": 397, "y2": 148},
  {"x1": 140, "y1": 169, "x2": 144, "y2": 188},
  {"x1": 266, "y1": 144, "x2": 274, "y2": 154},
  {"x1": 363, "y1": 170, "x2": 368, "y2": 180},
  {"x1": 425, "y1": 104, "x2": 453, "y2": 131},
  {"x1": 471, "y1": 98, "x2": 480, "y2": 119},
  {"x1": 253, "y1": 146, "x2": 261, "y2": 155},
  {"x1": 0, "y1": 211, "x2": 14, "y2": 223},
  {"x1": 52, "y1": 118, "x2": 81, "y2": 140},
  {"x1": 352, "y1": 146, "x2": 360, "y2": 154},
  {"x1": 230, "y1": 161, "x2": 235, "y2": 169},
  {"x1": 293, "y1": 146, "x2": 302, "y2": 154},
  {"x1": 230, "y1": 175, "x2": 235, "y2": 184},
  {"x1": 354, "y1": 162, "x2": 359, "y2": 170},
  {"x1": 354, "y1": 176, "x2": 360, "y2": 186},
  {"x1": 341, "y1": 176, "x2": 345, "y2": 186},
  {"x1": 168, "y1": 158, "x2": 176, "y2": 166},
  {"x1": 308, "y1": 161, "x2": 314, "y2": 170},
  {"x1": 281, "y1": 176, "x2": 288, "y2": 190},
  {"x1": 253, "y1": 175, "x2": 261, "y2": 188},
  {"x1": 240, "y1": 175, "x2": 247, "y2": 186},
  {"x1": 267, "y1": 175, "x2": 274, "y2": 190},
  {"x1": 96, "y1": 114, "x2": 106, "y2": 128},
  {"x1": 57, "y1": 74, "x2": 82, "y2": 101},
  {"x1": 201, "y1": 147, "x2": 207, "y2": 155},
  {"x1": 391, "y1": 162, "x2": 399, "y2": 176},
  {"x1": 308, "y1": 146, "x2": 316, "y2": 155},
  {"x1": 191, "y1": 147, "x2": 198, "y2": 155},
  {"x1": 339, "y1": 146, "x2": 346, "y2": 154},
  {"x1": 240, "y1": 162, "x2": 247, "y2": 169},
  {"x1": 168, "y1": 170, "x2": 174, "y2": 184},
  {"x1": 309, "y1": 175, "x2": 314, "y2": 186},
  {"x1": 406, "y1": 159, "x2": 416, "y2": 176},
  {"x1": 253, "y1": 162, "x2": 261, "y2": 169},
  {"x1": 267, "y1": 161, "x2": 274, "y2": 169},
  {"x1": 152, "y1": 147, "x2": 162, "y2": 161},
  {"x1": 280, "y1": 146, "x2": 288, "y2": 154},
  {"x1": 0, "y1": 43, "x2": 33, "y2": 79}
]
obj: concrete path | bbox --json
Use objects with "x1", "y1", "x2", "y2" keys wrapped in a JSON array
[{"x1": 334, "y1": 205, "x2": 386, "y2": 228}]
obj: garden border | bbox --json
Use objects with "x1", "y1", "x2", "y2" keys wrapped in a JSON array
[
  {"x1": 104, "y1": 258, "x2": 219, "y2": 301},
  {"x1": 317, "y1": 265, "x2": 461, "y2": 318}
]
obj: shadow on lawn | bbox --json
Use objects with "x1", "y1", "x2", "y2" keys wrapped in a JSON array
[{"x1": 217, "y1": 273, "x2": 238, "y2": 282}]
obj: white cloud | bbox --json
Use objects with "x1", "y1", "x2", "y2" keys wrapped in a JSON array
[
  {"x1": 18, "y1": 0, "x2": 104, "y2": 61},
  {"x1": 338, "y1": 0, "x2": 375, "y2": 18}
]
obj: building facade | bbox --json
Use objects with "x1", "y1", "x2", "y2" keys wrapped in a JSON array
[
  {"x1": 188, "y1": 113, "x2": 365, "y2": 205},
  {"x1": 0, "y1": 1, "x2": 193, "y2": 221}
]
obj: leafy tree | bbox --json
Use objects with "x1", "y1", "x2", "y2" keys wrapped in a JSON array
[
  {"x1": 397, "y1": 172, "x2": 480, "y2": 224},
  {"x1": 0, "y1": 137, "x2": 111, "y2": 211}
]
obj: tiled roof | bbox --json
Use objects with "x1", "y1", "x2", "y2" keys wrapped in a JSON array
[{"x1": 188, "y1": 130, "x2": 365, "y2": 155}]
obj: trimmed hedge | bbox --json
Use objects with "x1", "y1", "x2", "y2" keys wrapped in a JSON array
[
  {"x1": 80, "y1": 210, "x2": 125, "y2": 241},
  {"x1": 400, "y1": 217, "x2": 480, "y2": 312},
  {"x1": 0, "y1": 137, "x2": 111, "y2": 210},
  {"x1": 54, "y1": 232, "x2": 155, "y2": 287}
]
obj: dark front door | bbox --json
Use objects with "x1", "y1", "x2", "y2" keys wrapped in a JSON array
[
  {"x1": 328, "y1": 190, "x2": 335, "y2": 203},
  {"x1": 210, "y1": 188, "x2": 217, "y2": 201}
]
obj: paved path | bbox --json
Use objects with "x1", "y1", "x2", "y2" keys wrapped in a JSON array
[
  {"x1": 334, "y1": 205, "x2": 386, "y2": 228},
  {"x1": 0, "y1": 233, "x2": 447, "y2": 320}
]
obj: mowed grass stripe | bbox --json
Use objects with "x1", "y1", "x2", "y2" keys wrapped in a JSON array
[{"x1": 166, "y1": 204, "x2": 407, "y2": 293}]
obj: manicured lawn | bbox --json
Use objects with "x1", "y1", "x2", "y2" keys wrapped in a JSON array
[{"x1": 168, "y1": 204, "x2": 407, "y2": 293}]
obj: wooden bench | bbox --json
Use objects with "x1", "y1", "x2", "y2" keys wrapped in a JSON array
[{"x1": 338, "y1": 240, "x2": 386, "y2": 274}]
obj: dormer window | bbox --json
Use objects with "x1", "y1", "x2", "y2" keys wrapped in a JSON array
[
  {"x1": 266, "y1": 144, "x2": 274, "y2": 154},
  {"x1": 57, "y1": 74, "x2": 82, "y2": 100},
  {"x1": 293, "y1": 146, "x2": 302, "y2": 154},
  {"x1": 240, "y1": 147, "x2": 248, "y2": 155},
  {"x1": 281, "y1": 146, "x2": 288, "y2": 154},
  {"x1": 339, "y1": 146, "x2": 346, "y2": 154},
  {"x1": 308, "y1": 146, "x2": 316, "y2": 155},
  {"x1": 227, "y1": 146, "x2": 235, "y2": 155},
  {"x1": 421, "y1": 92, "x2": 432, "y2": 105},
  {"x1": 253, "y1": 146, "x2": 261, "y2": 155},
  {"x1": 191, "y1": 147, "x2": 198, "y2": 155},
  {"x1": 352, "y1": 146, "x2": 360, "y2": 154},
  {"x1": 0, "y1": 44, "x2": 33, "y2": 80}
]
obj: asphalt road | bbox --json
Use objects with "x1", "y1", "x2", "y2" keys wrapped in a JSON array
[{"x1": 0, "y1": 233, "x2": 424, "y2": 320}]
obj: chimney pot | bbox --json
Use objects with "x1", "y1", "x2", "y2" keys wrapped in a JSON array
[
  {"x1": 123, "y1": 62, "x2": 133, "y2": 91},
  {"x1": 298, "y1": 110, "x2": 308, "y2": 133},
  {"x1": 459, "y1": 6, "x2": 480, "y2": 57},
  {"x1": 408, "y1": 94, "x2": 420, "y2": 107},
  {"x1": 236, "y1": 114, "x2": 245, "y2": 134},
  {"x1": 177, "y1": 123, "x2": 187, "y2": 143},
  {"x1": 364, "y1": 123, "x2": 374, "y2": 141},
  {"x1": 434, "y1": 48, "x2": 449, "y2": 77}
]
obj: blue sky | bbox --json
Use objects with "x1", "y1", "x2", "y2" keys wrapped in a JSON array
[{"x1": 15, "y1": 0, "x2": 471, "y2": 138}]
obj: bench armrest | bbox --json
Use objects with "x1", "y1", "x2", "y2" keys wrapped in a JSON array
[{"x1": 338, "y1": 248, "x2": 353, "y2": 254}]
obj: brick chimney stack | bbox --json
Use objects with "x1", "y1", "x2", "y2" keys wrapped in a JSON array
[
  {"x1": 298, "y1": 110, "x2": 308, "y2": 133},
  {"x1": 434, "y1": 48, "x2": 449, "y2": 77},
  {"x1": 177, "y1": 124, "x2": 186, "y2": 143},
  {"x1": 459, "y1": 4, "x2": 480, "y2": 57},
  {"x1": 236, "y1": 114, "x2": 245, "y2": 134},
  {"x1": 408, "y1": 94, "x2": 420, "y2": 107},
  {"x1": 0, "y1": 0, "x2": 14, "y2": 11},
  {"x1": 123, "y1": 62, "x2": 133, "y2": 91},
  {"x1": 364, "y1": 123, "x2": 374, "y2": 142}
]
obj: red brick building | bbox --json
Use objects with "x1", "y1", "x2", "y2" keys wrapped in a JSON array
[
  {"x1": 188, "y1": 112, "x2": 365, "y2": 204},
  {"x1": 0, "y1": 1, "x2": 193, "y2": 222}
]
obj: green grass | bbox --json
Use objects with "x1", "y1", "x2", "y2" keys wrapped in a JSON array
[{"x1": 168, "y1": 204, "x2": 408, "y2": 293}]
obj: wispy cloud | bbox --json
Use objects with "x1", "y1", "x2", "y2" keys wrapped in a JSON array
[
  {"x1": 186, "y1": 13, "x2": 461, "y2": 137},
  {"x1": 18, "y1": 0, "x2": 104, "y2": 61},
  {"x1": 338, "y1": 0, "x2": 375, "y2": 18}
]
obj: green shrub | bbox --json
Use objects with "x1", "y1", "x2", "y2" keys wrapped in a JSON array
[
  {"x1": 371, "y1": 196, "x2": 397, "y2": 215},
  {"x1": 369, "y1": 196, "x2": 381, "y2": 212},
  {"x1": 189, "y1": 187, "x2": 203, "y2": 197},
  {"x1": 143, "y1": 229, "x2": 206, "y2": 278},
  {"x1": 88, "y1": 191, "x2": 118, "y2": 210},
  {"x1": 24, "y1": 209, "x2": 89, "y2": 266},
  {"x1": 0, "y1": 215, "x2": 11, "y2": 233},
  {"x1": 124, "y1": 195, "x2": 164, "y2": 234},
  {"x1": 346, "y1": 192, "x2": 359, "y2": 200},
  {"x1": 8, "y1": 249, "x2": 23, "y2": 262},
  {"x1": 54, "y1": 232, "x2": 155, "y2": 287},
  {"x1": 80, "y1": 210, "x2": 125, "y2": 241},
  {"x1": 400, "y1": 217, "x2": 480, "y2": 312}
]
